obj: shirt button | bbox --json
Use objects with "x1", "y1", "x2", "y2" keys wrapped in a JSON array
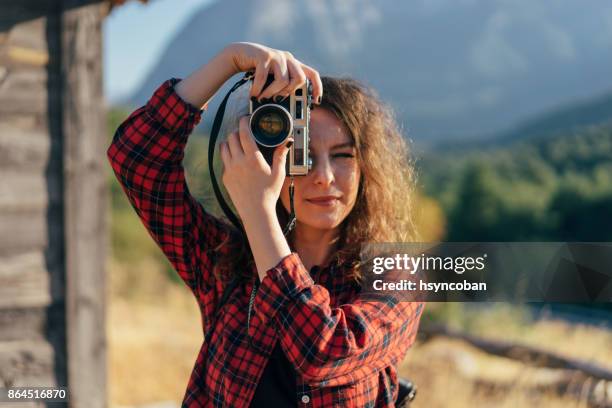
[{"x1": 301, "y1": 395, "x2": 310, "y2": 404}]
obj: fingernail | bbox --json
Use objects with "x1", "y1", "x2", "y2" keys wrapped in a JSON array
[
  {"x1": 317, "y1": 96, "x2": 322, "y2": 104},
  {"x1": 274, "y1": 96, "x2": 283, "y2": 103},
  {"x1": 286, "y1": 140, "x2": 294, "y2": 148}
]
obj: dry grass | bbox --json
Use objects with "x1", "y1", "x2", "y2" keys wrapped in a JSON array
[
  {"x1": 400, "y1": 337, "x2": 605, "y2": 408},
  {"x1": 107, "y1": 259, "x2": 203, "y2": 407}
]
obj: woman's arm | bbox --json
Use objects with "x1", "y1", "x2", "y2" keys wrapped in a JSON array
[
  {"x1": 251, "y1": 254, "x2": 426, "y2": 387},
  {"x1": 106, "y1": 45, "x2": 242, "y2": 327},
  {"x1": 106, "y1": 77, "x2": 228, "y2": 314}
]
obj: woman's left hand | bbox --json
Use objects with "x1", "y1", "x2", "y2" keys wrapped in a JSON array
[{"x1": 220, "y1": 116, "x2": 293, "y2": 221}]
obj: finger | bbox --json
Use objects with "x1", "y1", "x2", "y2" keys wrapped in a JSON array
[
  {"x1": 301, "y1": 63, "x2": 323, "y2": 104},
  {"x1": 258, "y1": 58, "x2": 290, "y2": 101},
  {"x1": 250, "y1": 61, "x2": 270, "y2": 99},
  {"x1": 278, "y1": 57, "x2": 307, "y2": 98},
  {"x1": 238, "y1": 115, "x2": 258, "y2": 156},
  {"x1": 226, "y1": 131, "x2": 244, "y2": 159},
  {"x1": 272, "y1": 138, "x2": 294, "y2": 179},
  {"x1": 219, "y1": 141, "x2": 231, "y2": 164}
]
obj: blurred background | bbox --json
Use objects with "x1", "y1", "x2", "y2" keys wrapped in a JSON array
[{"x1": 103, "y1": 0, "x2": 612, "y2": 407}]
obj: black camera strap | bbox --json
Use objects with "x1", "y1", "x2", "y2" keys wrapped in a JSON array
[
  {"x1": 207, "y1": 72, "x2": 297, "y2": 237},
  {"x1": 208, "y1": 72, "x2": 253, "y2": 234},
  {"x1": 283, "y1": 178, "x2": 297, "y2": 235}
]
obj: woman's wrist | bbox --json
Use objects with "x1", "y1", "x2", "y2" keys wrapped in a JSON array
[
  {"x1": 221, "y1": 43, "x2": 245, "y2": 76},
  {"x1": 241, "y1": 205, "x2": 292, "y2": 280}
]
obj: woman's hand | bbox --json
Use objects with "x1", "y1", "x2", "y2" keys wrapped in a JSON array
[
  {"x1": 176, "y1": 42, "x2": 322, "y2": 111},
  {"x1": 224, "y1": 42, "x2": 323, "y2": 103},
  {"x1": 220, "y1": 116, "x2": 292, "y2": 219},
  {"x1": 178, "y1": 42, "x2": 323, "y2": 276},
  {"x1": 219, "y1": 42, "x2": 323, "y2": 216}
]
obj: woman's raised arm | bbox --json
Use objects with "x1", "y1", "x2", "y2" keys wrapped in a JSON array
[{"x1": 106, "y1": 45, "x2": 242, "y2": 330}]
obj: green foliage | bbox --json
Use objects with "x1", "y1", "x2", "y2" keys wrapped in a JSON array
[{"x1": 421, "y1": 125, "x2": 612, "y2": 241}]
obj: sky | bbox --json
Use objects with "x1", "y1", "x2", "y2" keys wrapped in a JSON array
[{"x1": 103, "y1": 0, "x2": 215, "y2": 103}]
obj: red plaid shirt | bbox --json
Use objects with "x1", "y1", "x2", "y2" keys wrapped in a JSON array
[{"x1": 107, "y1": 79, "x2": 425, "y2": 407}]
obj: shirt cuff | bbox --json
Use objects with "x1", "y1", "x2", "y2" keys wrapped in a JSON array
[
  {"x1": 251, "y1": 253, "x2": 314, "y2": 325},
  {"x1": 145, "y1": 78, "x2": 204, "y2": 133}
]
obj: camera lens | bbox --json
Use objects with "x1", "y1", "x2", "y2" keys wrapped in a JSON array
[{"x1": 250, "y1": 104, "x2": 293, "y2": 147}]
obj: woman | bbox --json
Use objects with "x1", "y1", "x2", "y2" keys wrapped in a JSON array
[{"x1": 108, "y1": 42, "x2": 425, "y2": 407}]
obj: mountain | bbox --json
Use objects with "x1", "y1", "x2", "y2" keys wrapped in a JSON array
[
  {"x1": 126, "y1": 0, "x2": 612, "y2": 145},
  {"x1": 496, "y1": 91, "x2": 612, "y2": 143},
  {"x1": 430, "y1": 90, "x2": 612, "y2": 152}
]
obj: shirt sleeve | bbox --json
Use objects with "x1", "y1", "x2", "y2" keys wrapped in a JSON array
[
  {"x1": 106, "y1": 78, "x2": 230, "y2": 330},
  {"x1": 248, "y1": 253, "x2": 425, "y2": 387}
]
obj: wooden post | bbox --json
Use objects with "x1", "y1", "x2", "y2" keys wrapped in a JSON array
[{"x1": 61, "y1": 2, "x2": 107, "y2": 407}]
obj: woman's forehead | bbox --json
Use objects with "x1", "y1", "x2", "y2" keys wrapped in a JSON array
[{"x1": 309, "y1": 108, "x2": 352, "y2": 148}]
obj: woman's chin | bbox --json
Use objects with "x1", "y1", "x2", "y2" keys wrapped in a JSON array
[{"x1": 298, "y1": 212, "x2": 344, "y2": 231}]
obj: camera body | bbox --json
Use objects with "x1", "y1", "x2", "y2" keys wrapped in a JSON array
[{"x1": 249, "y1": 75, "x2": 312, "y2": 176}]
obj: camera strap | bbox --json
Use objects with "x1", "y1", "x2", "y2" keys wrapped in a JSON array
[
  {"x1": 208, "y1": 72, "x2": 253, "y2": 234},
  {"x1": 208, "y1": 72, "x2": 297, "y2": 237},
  {"x1": 283, "y1": 178, "x2": 297, "y2": 235}
]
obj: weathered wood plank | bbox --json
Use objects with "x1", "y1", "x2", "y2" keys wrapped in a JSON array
[
  {"x1": 0, "y1": 67, "x2": 58, "y2": 115},
  {"x1": 61, "y1": 3, "x2": 107, "y2": 407},
  {"x1": 6, "y1": 17, "x2": 48, "y2": 53},
  {"x1": 0, "y1": 251, "x2": 52, "y2": 309},
  {"x1": 0, "y1": 340, "x2": 57, "y2": 388},
  {"x1": 0, "y1": 171, "x2": 62, "y2": 211},
  {"x1": 0, "y1": 125, "x2": 51, "y2": 171},
  {"x1": 0, "y1": 112, "x2": 47, "y2": 131},
  {"x1": 0, "y1": 206, "x2": 63, "y2": 259},
  {"x1": 0, "y1": 211, "x2": 48, "y2": 253},
  {"x1": 0, "y1": 307, "x2": 47, "y2": 342}
]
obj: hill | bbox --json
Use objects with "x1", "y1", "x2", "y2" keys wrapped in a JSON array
[{"x1": 125, "y1": 0, "x2": 612, "y2": 144}]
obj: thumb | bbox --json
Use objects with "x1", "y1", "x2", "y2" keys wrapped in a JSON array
[{"x1": 272, "y1": 138, "x2": 293, "y2": 179}]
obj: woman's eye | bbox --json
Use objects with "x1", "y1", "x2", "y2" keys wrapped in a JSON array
[{"x1": 332, "y1": 153, "x2": 355, "y2": 159}]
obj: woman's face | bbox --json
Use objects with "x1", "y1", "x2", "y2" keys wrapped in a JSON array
[{"x1": 280, "y1": 108, "x2": 361, "y2": 232}]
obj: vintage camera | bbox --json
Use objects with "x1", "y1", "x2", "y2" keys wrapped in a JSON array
[{"x1": 249, "y1": 75, "x2": 313, "y2": 175}]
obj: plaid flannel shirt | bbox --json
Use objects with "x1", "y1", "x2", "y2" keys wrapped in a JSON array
[{"x1": 107, "y1": 78, "x2": 425, "y2": 407}]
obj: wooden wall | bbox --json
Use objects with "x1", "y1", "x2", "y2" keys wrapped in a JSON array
[{"x1": 0, "y1": 1, "x2": 107, "y2": 407}]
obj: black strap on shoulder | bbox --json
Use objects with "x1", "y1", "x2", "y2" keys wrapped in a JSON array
[{"x1": 207, "y1": 72, "x2": 253, "y2": 233}]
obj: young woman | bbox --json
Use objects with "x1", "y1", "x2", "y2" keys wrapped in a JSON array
[{"x1": 108, "y1": 42, "x2": 425, "y2": 407}]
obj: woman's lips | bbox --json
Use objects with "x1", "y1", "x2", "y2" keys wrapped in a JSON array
[{"x1": 306, "y1": 196, "x2": 340, "y2": 207}]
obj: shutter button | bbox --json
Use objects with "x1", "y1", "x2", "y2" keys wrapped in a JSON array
[{"x1": 301, "y1": 394, "x2": 310, "y2": 404}]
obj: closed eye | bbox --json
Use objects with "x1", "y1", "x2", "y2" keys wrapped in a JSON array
[{"x1": 332, "y1": 153, "x2": 355, "y2": 159}]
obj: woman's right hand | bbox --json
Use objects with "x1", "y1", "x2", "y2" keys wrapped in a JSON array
[{"x1": 223, "y1": 42, "x2": 323, "y2": 104}]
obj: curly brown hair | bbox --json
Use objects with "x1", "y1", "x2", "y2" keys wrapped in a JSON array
[{"x1": 212, "y1": 76, "x2": 419, "y2": 284}]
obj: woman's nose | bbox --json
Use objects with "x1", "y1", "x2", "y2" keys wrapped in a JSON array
[{"x1": 311, "y1": 157, "x2": 334, "y2": 187}]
